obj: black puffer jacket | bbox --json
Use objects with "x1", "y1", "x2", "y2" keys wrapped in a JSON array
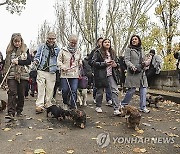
[{"x1": 92, "y1": 49, "x2": 120, "y2": 88}]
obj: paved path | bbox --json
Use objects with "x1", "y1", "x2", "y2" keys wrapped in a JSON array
[{"x1": 0, "y1": 89, "x2": 180, "y2": 154}]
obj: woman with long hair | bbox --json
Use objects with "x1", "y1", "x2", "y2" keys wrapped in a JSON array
[
  {"x1": 121, "y1": 34, "x2": 150, "y2": 113},
  {"x1": 4, "y1": 33, "x2": 31, "y2": 120},
  {"x1": 92, "y1": 38, "x2": 121, "y2": 115}
]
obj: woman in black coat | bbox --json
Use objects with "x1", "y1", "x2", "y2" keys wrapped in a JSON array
[{"x1": 92, "y1": 38, "x2": 121, "y2": 115}]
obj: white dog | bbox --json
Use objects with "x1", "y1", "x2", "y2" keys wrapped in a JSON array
[{"x1": 77, "y1": 89, "x2": 87, "y2": 106}]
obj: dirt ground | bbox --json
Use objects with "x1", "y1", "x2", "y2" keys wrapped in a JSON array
[{"x1": 0, "y1": 89, "x2": 180, "y2": 154}]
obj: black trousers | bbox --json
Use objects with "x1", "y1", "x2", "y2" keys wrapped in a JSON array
[{"x1": 7, "y1": 79, "x2": 28, "y2": 115}]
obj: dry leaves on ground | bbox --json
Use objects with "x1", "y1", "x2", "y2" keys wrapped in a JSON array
[
  {"x1": 34, "y1": 149, "x2": 46, "y2": 154},
  {"x1": 133, "y1": 147, "x2": 146, "y2": 153}
]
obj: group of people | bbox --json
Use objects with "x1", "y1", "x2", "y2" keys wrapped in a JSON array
[{"x1": 0, "y1": 32, "x2": 169, "y2": 121}]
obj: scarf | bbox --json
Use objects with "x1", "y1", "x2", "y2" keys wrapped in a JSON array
[
  {"x1": 67, "y1": 44, "x2": 77, "y2": 67},
  {"x1": 46, "y1": 42, "x2": 55, "y2": 57},
  {"x1": 5, "y1": 48, "x2": 25, "y2": 82}
]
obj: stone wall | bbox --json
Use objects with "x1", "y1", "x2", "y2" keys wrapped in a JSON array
[{"x1": 150, "y1": 70, "x2": 180, "y2": 92}]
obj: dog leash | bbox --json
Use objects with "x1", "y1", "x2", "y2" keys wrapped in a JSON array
[
  {"x1": 0, "y1": 63, "x2": 13, "y2": 88},
  {"x1": 65, "y1": 78, "x2": 78, "y2": 109}
]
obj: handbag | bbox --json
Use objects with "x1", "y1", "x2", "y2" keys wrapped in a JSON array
[
  {"x1": 78, "y1": 65, "x2": 88, "y2": 89},
  {"x1": 78, "y1": 76, "x2": 88, "y2": 89}
]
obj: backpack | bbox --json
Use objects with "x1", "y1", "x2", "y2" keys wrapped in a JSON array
[{"x1": 151, "y1": 55, "x2": 163, "y2": 74}]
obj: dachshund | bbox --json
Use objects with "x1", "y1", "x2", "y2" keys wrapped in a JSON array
[
  {"x1": 147, "y1": 95, "x2": 164, "y2": 108},
  {"x1": 121, "y1": 105, "x2": 141, "y2": 130}
]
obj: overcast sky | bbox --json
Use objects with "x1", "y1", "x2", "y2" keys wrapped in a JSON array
[{"x1": 0, "y1": 0, "x2": 56, "y2": 57}]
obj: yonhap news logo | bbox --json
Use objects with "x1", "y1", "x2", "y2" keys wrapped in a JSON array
[
  {"x1": 96, "y1": 133, "x2": 110, "y2": 148},
  {"x1": 96, "y1": 133, "x2": 175, "y2": 148}
]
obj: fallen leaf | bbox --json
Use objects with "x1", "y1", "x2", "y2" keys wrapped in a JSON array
[
  {"x1": 34, "y1": 149, "x2": 46, "y2": 154},
  {"x1": 91, "y1": 137, "x2": 97, "y2": 140},
  {"x1": 26, "y1": 117, "x2": 32, "y2": 120},
  {"x1": 174, "y1": 144, "x2": 180, "y2": 148},
  {"x1": 67, "y1": 149, "x2": 74, "y2": 154},
  {"x1": 142, "y1": 123, "x2": 151, "y2": 127},
  {"x1": 8, "y1": 139, "x2": 13, "y2": 142},
  {"x1": 16, "y1": 132, "x2": 22, "y2": 136},
  {"x1": 132, "y1": 134, "x2": 137, "y2": 137},
  {"x1": 133, "y1": 147, "x2": 146, "y2": 153},
  {"x1": 28, "y1": 127, "x2": 33, "y2": 129},
  {"x1": 96, "y1": 126, "x2": 102, "y2": 129},
  {"x1": 37, "y1": 119, "x2": 43, "y2": 122},
  {"x1": 140, "y1": 148, "x2": 146, "y2": 153},
  {"x1": 48, "y1": 128, "x2": 53, "y2": 130},
  {"x1": 136, "y1": 129, "x2": 144, "y2": 134},
  {"x1": 95, "y1": 121, "x2": 100, "y2": 124},
  {"x1": 167, "y1": 133, "x2": 179, "y2": 137},
  {"x1": 4, "y1": 128, "x2": 11, "y2": 131},
  {"x1": 147, "y1": 117, "x2": 152, "y2": 119},
  {"x1": 36, "y1": 136, "x2": 43, "y2": 140},
  {"x1": 133, "y1": 148, "x2": 141, "y2": 153},
  {"x1": 170, "y1": 110, "x2": 175, "y2": 112},
  {"x1": 175, "y1": 119, "x2": 180, "y2": 122}
]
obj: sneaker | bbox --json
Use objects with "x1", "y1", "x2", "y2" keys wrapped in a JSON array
[
  {"x1": 114, "y1": 110, "x2": 121, "y2": 116},
  {"x1": 36, "y1": 107, "x2": 44, "y2": 114},
  {"x1": 95, "y1": 107, "x2": 102, "y2": 113},
  {"x1": 63, "y1": 104, "x2": 69, "y2": 110},
  {"x1": 139, "y1": 108, "x2": 150, "y2": 113},
  {"x1": 5, "y1": 113, "x2": 15, "y2": 122},
  {"x1": 106, "y1": 100, "x2": 113, "y2": 106},
  {"x1": 93, "y1": 99, "x2": 96, "y2": 104}
]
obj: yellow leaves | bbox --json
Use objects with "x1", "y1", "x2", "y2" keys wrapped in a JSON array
[
  {"x1": 67, "y1": 149, "x2": 74, "y2": 154},
  {"x1": 36, "y1": 136, "x2": 43, "y2": 140},
  {"x1": 16, "y1": 132, "x2": 22, "y2": 136},
  {"x1": 174, "y1": 144, "x2": 180, "y2": 148},
  {"x1": 48, "y1": 127, "x2": 54, "y2": 130},
  {"x1": 34, "y1": 149, "x2": 46, "y2": 154},
  {"x1": 175, "y1": 119, "x2": 180, "y2": 122},
  {"x1": 136, "y1": 129, "x2": 144, "y2": 134},
  {"x1": 96, "y1": 125, "x2": 103, "y2": 129},
  {"x1": 164, "y1": 131, "x2": 179, "y2": 137},
  {"x1": 4, "y1": 128, "x2": 11, "y2": 131},
  {"x1": 133, "y1": 147, "x2": 146, "y2": 153}
]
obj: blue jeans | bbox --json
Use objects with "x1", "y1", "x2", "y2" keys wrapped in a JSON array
[
  {"x1": 93, "y1": 86, "x2": 112, "y2": 102},
  {"x1": 61, "y1": 78, "x2": 78, "y2": 108},
  {"x1": 121, "y1": 86, "x2": 147, "y2": 110}
]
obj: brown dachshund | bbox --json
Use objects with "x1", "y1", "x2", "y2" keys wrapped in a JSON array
[
  {"x1": 147, "y1": 95, "x2": 164, "y2": 108},
  {"x1": 121, "y1": 105, "x2": 141, "y2": 130}
]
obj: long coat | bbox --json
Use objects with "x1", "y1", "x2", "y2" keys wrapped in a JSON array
[
  {"x1": 92, "y1": 49, "x2": 120, "y2": 88},
  {"x1": 124, "y1": 47, "x2": 148, "y2": 88}
]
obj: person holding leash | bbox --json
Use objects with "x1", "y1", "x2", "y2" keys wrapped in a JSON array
[
  {"x1": 57, "y1": 34, "x2": 82, "y2": 110},
  {"x1": 3, "y1": 33, "x2": 31, "y2": 120}
]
